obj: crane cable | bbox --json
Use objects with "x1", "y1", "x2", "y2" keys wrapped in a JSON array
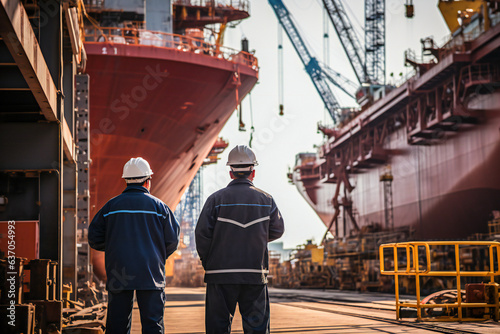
[
  {"x1": 248, "y1": 92, "x2": 255, "y2": 148},
  {"x1": 323, "y1": 6, "x2": 330, "y2": 124},
  {"x1": 278, "y1": 23, "x2": 284, "y2": 116}
]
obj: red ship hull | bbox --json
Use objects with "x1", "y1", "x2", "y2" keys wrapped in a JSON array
[
  {"x1": 84, "y1": 42, "x2": 258, "y2": 278},
  {"x1": 85, "y1": 42, "x2": 257, "y2": 213},
  {"x1": 292, "y1": 106, "x2": 500, "y2": 239}
]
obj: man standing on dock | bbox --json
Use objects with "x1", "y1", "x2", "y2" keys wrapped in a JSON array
[
  {"x1": 195, "y1": 145, "x2": 285, "y2": 334},
  {"x1": 89, "y1": 157, "x2": 180, "y2": 334}
]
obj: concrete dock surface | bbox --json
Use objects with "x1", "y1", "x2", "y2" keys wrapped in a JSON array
[{"x1": 129, "y1": 287, "x2": 500, "y2": 333}]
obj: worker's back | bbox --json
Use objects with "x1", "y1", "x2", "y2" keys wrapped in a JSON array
[
  {"x1": 89, "y1": 184, "x2": 179, "y2": 291},
  {"x1": 195, "y1": 145, "x2": 284, "y2": 334},
  {"x1": 196, "y1": 178, "x2": 284, "y2": 285},
  {"x1": 88, "y1": 157, "x2": 180, "y2": 334}
]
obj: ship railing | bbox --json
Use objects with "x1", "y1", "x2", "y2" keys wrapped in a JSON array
[
  {"x1": 439, "y1": 27, "x2": 488, "y2": 60},
  {"x1": 173, "y1": 0, "x2": 250, "y2": 12},
  {"x1": 380, "y1": 241, "x2": 500, "y2": 322},
  {"x1": 84, "y1": 27, "x2": 258, "y2": 69},
  {"x1": 386, "y1": 70, "x2": 416, "y2": 88},
  {"x1": 298, "y1": 169, "x2": 321, "y2": 181},
  {"x1": 460, "y1": 63, "x2": 499, "y2": 88},
  {"x1": 437, "y1": 9, "x2": 500, "y2": 61},
  {"x1": 84, "y1": 0, "x2": 250, "y2": 12},
  {"x1": 84, "y1": 0, "x2": 105, "y2": 10}
]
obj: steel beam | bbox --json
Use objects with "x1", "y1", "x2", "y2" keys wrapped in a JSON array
[
  {"x1": 0, "y1": 0, "x2": 58, "y2": 121},
  {"x1": 62, "y1": 119, "x2": 75, "y2": 163}
]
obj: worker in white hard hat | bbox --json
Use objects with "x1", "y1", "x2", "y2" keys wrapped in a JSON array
[
  {"x1": 195, "y1": 145, "x2": 285, "y2": 334},
  {"x1": 88, "y1": 157, "x2": 180, "y2": 334}
]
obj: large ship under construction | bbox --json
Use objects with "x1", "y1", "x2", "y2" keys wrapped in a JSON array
[
  {"x1": 84, "y1": 0, "x2": 257, "y2": 213},
  {"x1": 288, "y1": 1, "x2": 500, "y2": 241},
  {"x1": 82, "y1": 0, "x2": 258, "y2": 278},
  {"x1": 269, "y1": 0, "x2": 500, "y2": 291}
]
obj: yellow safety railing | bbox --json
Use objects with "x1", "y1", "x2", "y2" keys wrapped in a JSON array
[
  {"x1": 380, "y1": 241, "x2": 500, "y2": 322},
  {"x1": 84, "y1": 27, "x2": 258, "y2": 70}
]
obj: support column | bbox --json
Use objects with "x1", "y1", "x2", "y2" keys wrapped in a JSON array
[
  {"x1": 63, "y1": 162, "x2": 77, "y2": 300},
  {"x1": 75, "y1": 74, "x2": 91, "y2": 293},
  {"x1": 62, "y1": 42, "x2": 77, "y2": 300},
  {"x1": 39, "y1": 0, "x2": 64, "y2": 300}
]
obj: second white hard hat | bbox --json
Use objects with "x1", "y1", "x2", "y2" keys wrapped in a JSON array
[
  {"x1": 226, "y1": 145, "x2": 258, "y2": 166},
  {"x1": 122, "y1": 157, "x2": 153, "y2": 182}
]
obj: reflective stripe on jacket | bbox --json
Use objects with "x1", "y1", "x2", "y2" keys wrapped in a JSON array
[
  {"x1": 88, "y1": 184, "x2": 180, "y2": 291},
  {"x1": 195, "y1": 178, "x2": 285, "y2": 284}
]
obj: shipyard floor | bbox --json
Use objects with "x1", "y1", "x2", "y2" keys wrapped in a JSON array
[{"x1": 128, "y1": 287, "x2": 500, "y2": 333}]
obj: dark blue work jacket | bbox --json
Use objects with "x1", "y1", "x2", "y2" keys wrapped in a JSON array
[
  {"x1": 195, "y1": 178, "x2": 285, "y2": 285},
  {"x1": 88, "y1": 184, "x2": 180, "y2": 292}
]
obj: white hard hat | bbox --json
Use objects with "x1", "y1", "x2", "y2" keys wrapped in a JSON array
[
  {"x1": 122, "y1": 157, "x2": 153, "y2": 183},
  {"x1": 226, "y1": 145, "x2": 258, "y2": 171}
]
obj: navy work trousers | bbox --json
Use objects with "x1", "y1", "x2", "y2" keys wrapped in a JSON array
[
  {"x1": 206, "y1": 283, "x2": 270, "y2": 334},
  {"x1": 106, "y1": 289, "x2": 166, "y2": 334}
]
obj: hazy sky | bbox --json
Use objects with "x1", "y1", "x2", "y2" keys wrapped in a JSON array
[{"x1": 201, "y1": 0, "x2": 450, "y2": 249}]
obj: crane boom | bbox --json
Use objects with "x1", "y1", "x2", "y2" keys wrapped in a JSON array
[
  {"x1": 269, "y1": 0, "x2": 358, "y2": 122},
  {"x1": 321, "y1": 0, "x2": 369, "y2": 84},
  {"x1": 365, "y1": 0, "x2": 386, "y2": 84},
  {"x1": 320, "y1": 63, "x2": 358, "y2": 98}
]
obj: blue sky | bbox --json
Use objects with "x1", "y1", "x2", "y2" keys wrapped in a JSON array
[{"x1": 202, "y1": 0, "x2": 450, "y2": 248}]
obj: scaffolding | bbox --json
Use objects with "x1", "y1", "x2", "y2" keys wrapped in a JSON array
[{"x1": 175, "y1": 170, "x2": 202, "y2": 255}]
